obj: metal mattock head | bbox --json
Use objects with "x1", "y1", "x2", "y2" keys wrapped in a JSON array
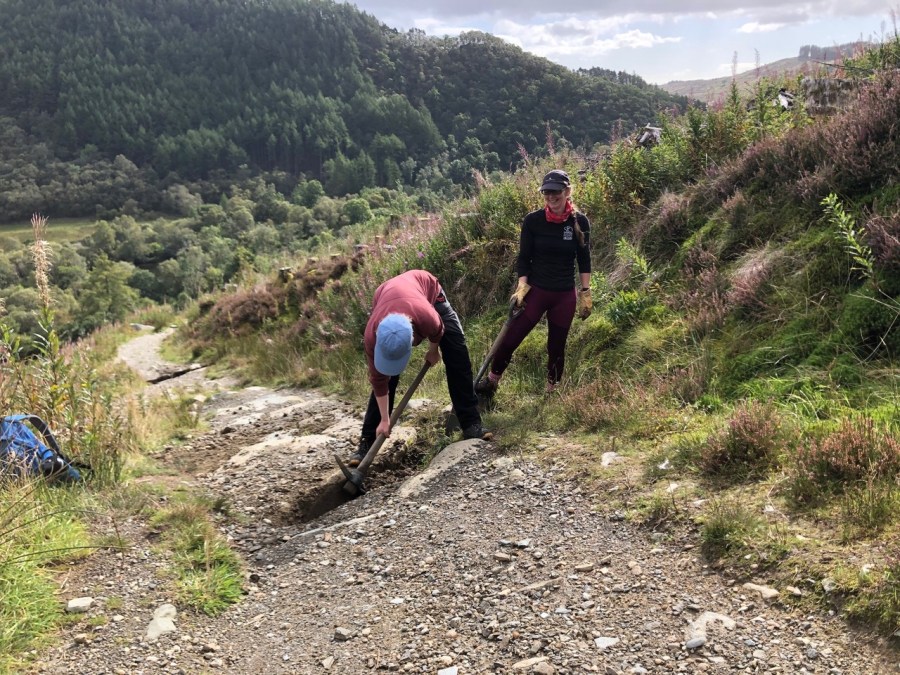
[{"x1": 335, "y1": 454, "x2": 366, "y2": 497}]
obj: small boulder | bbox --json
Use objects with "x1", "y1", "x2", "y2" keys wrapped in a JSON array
[{"x1": 66, "y1": 597, "x2": 94, "y2": 614}]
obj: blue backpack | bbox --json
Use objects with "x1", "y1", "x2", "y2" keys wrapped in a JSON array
[{"x1": 0, "y1": 414, "x2": 83, "y2": 482}]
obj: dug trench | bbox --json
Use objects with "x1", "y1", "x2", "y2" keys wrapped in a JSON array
[
  {"x1": 166, "y1": 384, "x2": 438, "y2": 525},
  {"x1": 30, "y1": 330, "x2": 900, "y2": 674}
]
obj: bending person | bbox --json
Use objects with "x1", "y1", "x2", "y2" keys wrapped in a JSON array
[
  {"x1": 349, "y1": 269, "x2": 491, "y2": 466},
  {"x1": 476, "y1": 169, "x2": 592, "y2": 396}
]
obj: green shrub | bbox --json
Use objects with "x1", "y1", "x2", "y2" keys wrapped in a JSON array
[
  {"x1": 777, "y1": 377, "x2": 850, "y2": 421},
  {"x1": 790, "y1": 228, "x2": 851, "y2": 293},
  {"x1": 829, "y1": 355, "x2": 865, "y2": 386},
  {"x1": 700, "y1": 498, "x2": 764, "y2": 559},
  {"x1": 475, "y1": 179, "x2": 530, "y2": 241},
  {"x1": 696, "y1": 393, "x2": 723, "y2": 412},
  {"x1": 721, "y1": 320, "x2": 836, "y2": 398},
  {"x1": 840, "y1": 476, "x2": 900, "y2": 540},
  {"x1": 605, "y1": 290, "x2": 656, "y2": 329},
  {"x1": 566, "y1": 315, "x2": 620, "y2": 373},
  {"x1": 788, "y1": 417, "x2": 900, "y2": 504},
  {"x1": 722, "y1": 347, "x2": 780, "y2": 391},
  {"x1": 625, "y1": 323, "x2": 679, "y2": 366},
  {"x1": 843, "y1": 547, "x2": 900, "y2": 634},
  {"x1": 700, "y1": 400, "x2": 786, "y2": 480},
  {"x1": 838, "y1": 287, "x2": 900, "y2": 356}
]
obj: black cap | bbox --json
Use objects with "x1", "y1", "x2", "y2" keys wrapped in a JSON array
[{"x1": 540, "y1": 170, "x2": 570, "y2": 191}]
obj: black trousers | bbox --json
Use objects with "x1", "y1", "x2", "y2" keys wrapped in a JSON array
[{"x1": 361, "y1": 290, "x2": 482, "y2": 439}]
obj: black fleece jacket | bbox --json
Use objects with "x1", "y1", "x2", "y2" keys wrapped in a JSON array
[{"x1": 516, "y1": 209, "x2": 592, "y2": 291}]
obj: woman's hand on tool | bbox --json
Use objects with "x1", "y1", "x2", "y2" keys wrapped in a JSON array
[{"x1": 510, "y1": 278, "x2": 531, "y2": 307}]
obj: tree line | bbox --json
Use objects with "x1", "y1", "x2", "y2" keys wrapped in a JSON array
[
  {"x1": 0, "y1": 177, "x2": 408, "y2": 341},
  {"x1": 0, "y1": 0, "x2": 688, "y2": 221}
]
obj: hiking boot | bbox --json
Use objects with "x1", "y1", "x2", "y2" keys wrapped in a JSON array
[
  {"x1": 545, "y1": 380, "x2": 560, "y2": 394},
  {"x1": 347, "y1": 438, "x2": 372, "y2": 467},
  {"x1": 474, "y1": 377, "x2": 498, "y2": 397},
  {"x1": 463, "y1": 423, "x2": 493, "y2": 441}
]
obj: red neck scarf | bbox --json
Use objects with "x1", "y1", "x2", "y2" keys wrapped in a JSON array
[{"x1": 545, "y1": 199, "x2": 574, "y2": 223}]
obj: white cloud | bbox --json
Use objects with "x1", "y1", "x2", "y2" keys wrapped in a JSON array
[
  {"x1": 493, "y1": 18, "x2": 681, "y2": 60},
  {"x1": 354, "y1": 1, "x2": 894, "y2": 82},
  {"x1": 738, "y1": 21, "x2": 787, "y2": 32},
  {"x1": 495, "y1": 14, "x2": 640, "y2": 37},
  {"x1": 412, "y1": 17, "x2": 480, "y2": 35},
  {"x1": 351, "y1": 0, "x2": 889, "y2": 23}
]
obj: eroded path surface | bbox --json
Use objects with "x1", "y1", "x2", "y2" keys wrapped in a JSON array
[{"x1": 32, "y1": 330, "x2": 899, "y2": 674}]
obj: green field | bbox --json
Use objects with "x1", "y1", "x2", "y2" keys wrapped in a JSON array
[{"x1": 0, "y1": 217, "x2": 98, "y2": 244}]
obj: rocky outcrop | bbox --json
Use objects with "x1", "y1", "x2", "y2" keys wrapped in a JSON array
[{"x1": 801, "y1": 76, "x2": 860, "y2": 115}]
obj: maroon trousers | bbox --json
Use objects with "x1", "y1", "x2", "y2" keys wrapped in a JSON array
[{"x1": 489, "y1": 285, "x2": 576, "y2": 385}]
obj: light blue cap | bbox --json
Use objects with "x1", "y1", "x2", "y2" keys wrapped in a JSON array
[{"x1": 374, "y1": 313, "x2": 413, "y2": 376}]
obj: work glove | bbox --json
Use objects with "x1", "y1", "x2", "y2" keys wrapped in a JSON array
[
  {"x1": 510, "y1": 280, "x2": 531, "y2": 308},
  {"x1": 577, "y1": 288, "x2": 592, "y2": 320}
]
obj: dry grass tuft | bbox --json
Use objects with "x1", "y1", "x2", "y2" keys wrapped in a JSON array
[
  {"x1": 30, "y1": 214, "x2": 52, "y2": 310},
  {"x1": 727, "y1": 246, "x2": 780, "y2": 313},
  {"x1": 677, "y1": 247, "x2": 729, "y2": 336}
]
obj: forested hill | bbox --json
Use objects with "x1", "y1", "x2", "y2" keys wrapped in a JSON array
[{"x1": 0, "y1": 0, "x2": 687, "y2": 204}]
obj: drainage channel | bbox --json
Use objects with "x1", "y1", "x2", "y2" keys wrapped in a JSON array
[
  {"x1": 284, "y1": 444, "x2": 426, "y2": 524},
  {"x1": 146, "y1": 364, "x2": 204, "y2": 383}
]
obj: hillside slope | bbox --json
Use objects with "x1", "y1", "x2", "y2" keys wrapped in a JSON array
[
  {"x1": 660, "y1": 42, "x2": 868, "y2": 103},
  {"x1": 660, "y1": 55, "x2": 822, "y2": 103},
  {"x1": 0, "y1": 0, "x2": 686, "y2": 187},
  {"x1": 179, "y1": 50, "x2": 900, "y2": 640}
]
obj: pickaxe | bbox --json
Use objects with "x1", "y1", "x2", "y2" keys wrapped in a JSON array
[
  {"x1": 335, "y1": 361, "x2": 432, "y2": 497},
  {"x1": 473, "y1": 297, "x2": 524, "y2": 390}
]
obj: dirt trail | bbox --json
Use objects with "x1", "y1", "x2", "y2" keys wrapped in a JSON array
[{"x1": 31, "y1": 329, "x2": 899, "y2": 674}]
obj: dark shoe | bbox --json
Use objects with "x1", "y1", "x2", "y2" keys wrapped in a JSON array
[
  {"x1": 474, "y1": 377, "x2": 498, "y2": 397},
  {"x1": 463, "y1": 424, "x2": 493, "y2": 441},
  {"x1": 348, "y1": 438, "x2": 373, "y2": 467}
]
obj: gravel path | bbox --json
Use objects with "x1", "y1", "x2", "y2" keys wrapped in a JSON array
[
  {"x1": 115, "y1": 325, "x2": 239, "y2": 396},
  {"x1": 30, "y1": 330, "x2": 900, "y2": 674}
]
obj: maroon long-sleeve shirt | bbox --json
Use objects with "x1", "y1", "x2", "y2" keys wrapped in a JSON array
[{"x1": 364, "y1": 270, "x2": 444, "y2": 396}]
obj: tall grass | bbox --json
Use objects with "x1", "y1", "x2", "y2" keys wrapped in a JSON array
[
  {"x1": 1, "y1": 214, "x2": 132, "y2": 665},
  {"x1": 149, "y1": 497, "x2": 243, "y2": 615}
]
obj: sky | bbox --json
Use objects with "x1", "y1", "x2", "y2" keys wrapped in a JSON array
[{"x1": 342, "y1": 0, "x2": 897, "y2": 84}]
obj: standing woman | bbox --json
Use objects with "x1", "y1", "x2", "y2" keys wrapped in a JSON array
[{"x1": 476, "y1": 169, "x2": 592, "y2": 395}]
